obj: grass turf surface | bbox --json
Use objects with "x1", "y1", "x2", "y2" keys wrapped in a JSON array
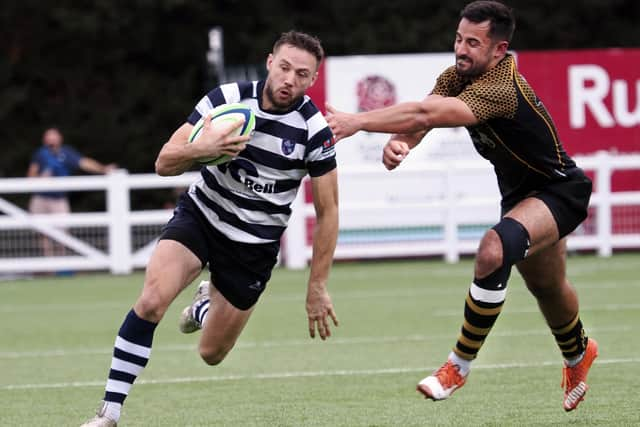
[{"x1": 1, "y1": 254, "x2": 639, "y2": 426}]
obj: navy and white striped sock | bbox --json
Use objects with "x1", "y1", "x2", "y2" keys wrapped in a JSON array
[
  {"x1": 194, "y1": 298, "x2": 210, "y2": 327},
  {"x1": 102, "y1": 309, "x2": 157, "y2": 421}
]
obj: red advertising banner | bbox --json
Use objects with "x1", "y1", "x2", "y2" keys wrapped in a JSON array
[
  {"x1": 307, "y1": 61, "x2": 326, "y2": 114},
  {"x1": 517, "y1": 48, "x2": 640, "y2": 156},
  {"x1": 518, "y1": 49, "x2": 640, "y2": 192}
]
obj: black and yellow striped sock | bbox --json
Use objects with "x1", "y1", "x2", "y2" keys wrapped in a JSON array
[
  {"x1": 551, "y1": 314, "x2": 588, "y2": 360},
  {"x1": 453, "y1": 275, "x2": 507, "y2": 361},
  {"x1": 452, "y1": 217, "x2": 530, "y2": 362}
]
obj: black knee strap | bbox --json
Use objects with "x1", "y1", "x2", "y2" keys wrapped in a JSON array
[
  {"x1": 474, "y1": 217, "x2": 531, "y2": 291},
  {"x1": 492, "y1": 217, "x2": 530, "y2": 266}
]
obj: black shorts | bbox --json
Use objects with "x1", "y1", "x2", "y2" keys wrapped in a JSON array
[
  {"x1": 501, "y1": 167, "x2": 592, "y2": 239},
  {"x1": 159, "y1": 194, "x2": 280, "y2": 310}
]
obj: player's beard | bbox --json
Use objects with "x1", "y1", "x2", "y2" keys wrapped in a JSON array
[
  {"x1": 264, "y1": 83, "x2": 301, "y2": 111},
  {"x1": 455, "y1": 55, "x2": 490, "y2": 78}
]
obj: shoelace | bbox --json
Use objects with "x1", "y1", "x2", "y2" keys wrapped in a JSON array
[
  {"x1": 435, "y1": 362, "x2": 462, "y2": 387},
  {"x1": 561, "y1": 363, "x2": 585, "y2": 390}
]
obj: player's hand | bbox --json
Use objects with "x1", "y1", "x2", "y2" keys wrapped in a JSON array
[
  {"x1": 325, "y1": 103, "x2": 360, "y2": 142},
  {"x1": 306, "y1": 284, "x2": 339, "y2": 340},
  {"x1": 382, "y1": 139, "x2": 410, "y2": 170},
  {"x1": 198, "y1": 113, "x2": 250, "y2": 158}
]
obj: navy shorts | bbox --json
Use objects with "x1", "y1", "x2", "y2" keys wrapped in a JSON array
[
  {"x1": 159, "y1": 193, "x2": 279, "y2": 310},
  {"x1": 501, "y1": 167, "x2": 592, "y2": 238}
]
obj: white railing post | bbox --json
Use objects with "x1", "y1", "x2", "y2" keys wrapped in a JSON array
[
  {"x1": 444, "y1": 164, "x2": 459, "y2": 263},
  {"x1": 283, "y1": 184, "x2": 308, "y2": 269},
  {"x1": 107, "y1": 169, "x2": 133, "y2": 274},
  {"x1": 595, "y1": 151, "x2": 613, "y2": 257}
]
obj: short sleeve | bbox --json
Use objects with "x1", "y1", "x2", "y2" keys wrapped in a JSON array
[
  {"x1": 186, "y1": 81, "x2": 253, "y2": 125},
  {"x1": 31, "y1": 148, "x2": 44, "y2": 164},
  {"x1": 457, "y1": 81, "x2": 516, "y2": 122},
  {"x1": 455, "y1": 57, "x2": 518, "y2": 123},
  {"x1": 305, "y1": 126, "x2": 337, "y2": 177},
  {"x1": 62, "y1": 146, "x2": 83, "y2": 170},
  {"x1": 187, "y1": 87, "x2": 227, "y2": 125}
]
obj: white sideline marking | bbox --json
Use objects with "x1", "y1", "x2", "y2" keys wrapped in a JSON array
[
  {"x1": 0, "y1": 325, "x2": 629, "y2": 359},
  {"x1": 1, "y1": 357, "x2": 637, "y2": 391}
]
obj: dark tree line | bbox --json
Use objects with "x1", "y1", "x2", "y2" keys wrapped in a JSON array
[{"x1": 1, "y1": 0, "x2": 638, "y2": 208}]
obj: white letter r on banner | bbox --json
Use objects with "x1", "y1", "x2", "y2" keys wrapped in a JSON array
[{"x1": 569, "y1": 64, "x2": 615, "y2": 129}]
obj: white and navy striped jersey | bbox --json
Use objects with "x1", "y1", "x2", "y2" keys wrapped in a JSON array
[{"x1": 186, "y1": 80, "x2": 336, "y2": 244}]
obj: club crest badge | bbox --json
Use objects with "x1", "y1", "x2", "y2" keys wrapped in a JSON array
[
  {"x1": 281, "y1": 139, "x2": 296, "y2": 155},
  {"x1": 356, "y1": 75, "x2": 396, "y2": 112}
]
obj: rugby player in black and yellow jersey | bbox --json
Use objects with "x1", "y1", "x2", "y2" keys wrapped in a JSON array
[{"x1": 327, "y1": 0, "x2": 597, "y2": 412}]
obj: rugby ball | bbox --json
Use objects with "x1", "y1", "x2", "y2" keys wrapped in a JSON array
[{"x1": 188, "y1": 102, "x2": 256, "y2": 165}]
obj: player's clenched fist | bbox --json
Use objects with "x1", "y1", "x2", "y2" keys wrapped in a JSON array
[{"x1": 382, "y1": 139, "x2": 410, "y2": 170}]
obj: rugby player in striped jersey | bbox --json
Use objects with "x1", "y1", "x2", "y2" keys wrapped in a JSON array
[{"x1": 81, "y1": 31, "x2": 338, "y2": 426}]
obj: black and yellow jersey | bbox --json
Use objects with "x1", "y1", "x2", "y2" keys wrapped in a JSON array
[{"x1": 431, "y1": 54, "x2": 577, "y2": 207}]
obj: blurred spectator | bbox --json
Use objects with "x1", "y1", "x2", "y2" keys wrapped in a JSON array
[{"x1": 27, "y1": 127, "x2": 117, "y2": 256}]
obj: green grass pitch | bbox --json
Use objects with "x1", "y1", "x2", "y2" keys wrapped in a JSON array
[{"x1": 1, "y1": 254, "x2": 639, "y2": 426}]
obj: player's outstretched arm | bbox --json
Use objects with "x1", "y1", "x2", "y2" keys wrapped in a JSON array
[
  {"x1": 325, "y1": 96, "x2": 477, "y2": 142},
  {"x1": 306, "y1": 168, "x2": 339, "y2": 340},
  {"x1": 155, "y1": 115, "x2": 249, "y2": 176}
]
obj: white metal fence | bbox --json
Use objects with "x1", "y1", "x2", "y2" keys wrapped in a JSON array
[
  {"x1": 0, "y1": 171, "x2": 194, "y2": 274},
  {"x1": 0, "y1": 152, "x2": 639, "y2": 274},
  {"x1": 284, "y1": 151, "x2": 640, "y2": 267}
]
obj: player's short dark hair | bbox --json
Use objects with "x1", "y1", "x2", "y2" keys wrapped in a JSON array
[
  {"x1": 273, "y1": 31, "x2": 324, "y2": 66},
  {"x1": 461, "y1": 1, "x2": 516, "y2": 43}
]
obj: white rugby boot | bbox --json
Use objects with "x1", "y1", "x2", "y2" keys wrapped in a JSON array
[
  {"x1": 179, "y1": 280, "x2": 211, "y2": 333},
  {"x1": 80, "y1": 402, "x2": 117, "y2": 427}
]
